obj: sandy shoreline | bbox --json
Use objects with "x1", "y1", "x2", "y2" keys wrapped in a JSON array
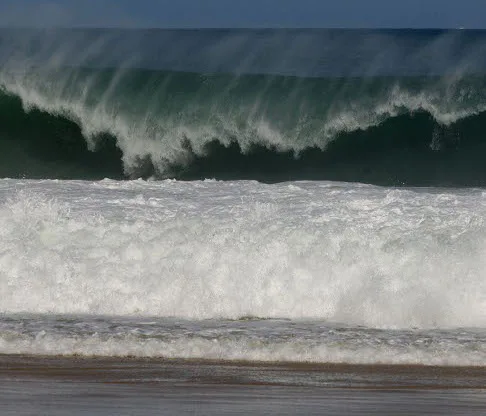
[
  {"x1": 2, "y1": 355, "x2": 486, "y2": 415},
  {"x1": 1, "y1": 355, "x2": 486, "y2": 389}
]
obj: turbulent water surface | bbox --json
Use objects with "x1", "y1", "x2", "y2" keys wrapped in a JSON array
[{"x1": 1, "y1": 29, "x2": 486, "y2": 366}]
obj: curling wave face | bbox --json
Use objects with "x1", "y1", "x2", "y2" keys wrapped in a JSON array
[{"x1": 2, "y1": 29, "x2": 486, "y2": 185}]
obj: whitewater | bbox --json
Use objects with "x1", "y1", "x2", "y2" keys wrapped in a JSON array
[
  {"x1": 1, "y1": 178, "x2": 486, "y2": 365},
  {"x1": 1, "y1": 29, "x2": 486, "y2": 366}
]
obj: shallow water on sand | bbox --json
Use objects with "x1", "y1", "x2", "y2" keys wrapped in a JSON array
[
  {"x1": 2, "y1": 380, "x2": 486, "y2": 416},
  {"x1": 1, "y1": 356, "x2": 486, "y2": 415}
]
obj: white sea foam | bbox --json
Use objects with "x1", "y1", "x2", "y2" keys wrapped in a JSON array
[
  {"x1": 1, "y1": 179, "x2": 486, "y2": 330},
  {"x1": 1, "y1": 315, "x2": 485, "y2": 365}
]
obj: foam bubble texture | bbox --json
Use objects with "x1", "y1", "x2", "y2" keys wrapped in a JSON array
[
  {"x1": 1, "y1": 316, "x2": 486, "y2": 365},
  {"x1": 1, "y1": 179, "x2": 486, "y2": 329}
]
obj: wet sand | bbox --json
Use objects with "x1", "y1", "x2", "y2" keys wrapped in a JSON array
[{"x1": 1, "y1": 355, "x2": 486, "y2": 415}]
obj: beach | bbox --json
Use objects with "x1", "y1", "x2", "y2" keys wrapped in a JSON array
[{"x1": 1, "y1": 355, "x2": 486, "y2": 415}]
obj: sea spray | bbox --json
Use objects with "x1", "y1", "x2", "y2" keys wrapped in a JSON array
[
  {"x1": 3, "y1": 29, "x2": 486, "y2": 184},
  {"x1": 1, "y1": 179, "x2": 485, "y2": 329},
  {"x1": 2, "y1": 71, "x2": 486, "y2": 184}
]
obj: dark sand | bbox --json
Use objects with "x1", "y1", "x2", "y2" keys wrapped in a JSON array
[{"x1": 1, "y1": 355, "x2": 486, "y2": 415}]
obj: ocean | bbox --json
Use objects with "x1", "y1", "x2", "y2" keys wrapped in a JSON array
[{"x1": 1, "y1": 29, "x2": 486, "y2": 411}]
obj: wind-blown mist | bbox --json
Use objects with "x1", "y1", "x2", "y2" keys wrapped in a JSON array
[{"x1": 2, "y1": 29, "x2": 486, "y2": 184}]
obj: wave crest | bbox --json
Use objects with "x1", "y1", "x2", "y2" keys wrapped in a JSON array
[{"x1": 2, "y1": 69, "x2": 486, "y2": 184}]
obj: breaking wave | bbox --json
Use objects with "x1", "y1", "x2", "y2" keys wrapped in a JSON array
[{"x1": 2, "y1": 68, "x2": 486, "y2": 185}]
